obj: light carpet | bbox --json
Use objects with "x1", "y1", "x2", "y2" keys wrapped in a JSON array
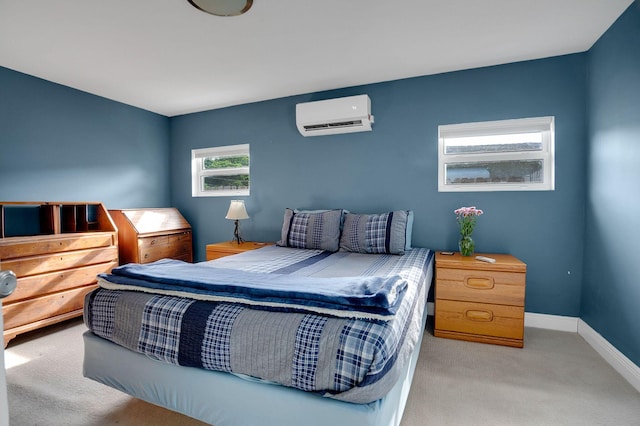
[{"x1": 5, "y1": 318, "x2": 640, "y2": 425}]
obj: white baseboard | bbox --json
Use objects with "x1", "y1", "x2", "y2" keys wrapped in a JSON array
[
  {"x1": 524, "y1": 312, "x2": 579, "y2": 332},
  {"x1": 524, "y1": 313, "x2": 640, "y2": 393},
  {"x1": 577, "y1": 319, "x2": 640, "y2": 393},
  {"x1": 432, "y1": 309, "x2": 639, "y2": 392},
  {"x1": 523, "y1": 312, "x2": 640, "y2": 393}
]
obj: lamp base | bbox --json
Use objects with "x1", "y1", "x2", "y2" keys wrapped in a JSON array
[{"x1": 231, "y1": 219, "x2": 244, "y2": 244}]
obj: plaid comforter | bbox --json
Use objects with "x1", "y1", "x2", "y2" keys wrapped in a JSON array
[{"x1": 84, "y1": 246, "x2": 433, "y2": 404}]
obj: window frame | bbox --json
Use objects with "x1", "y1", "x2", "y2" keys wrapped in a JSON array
[
  {"x1": 191, "y1": 144, "x2": 250, "y2": 197},
  {"x1": 438, "y1": 116, "x2": 555, "y2": 192}
]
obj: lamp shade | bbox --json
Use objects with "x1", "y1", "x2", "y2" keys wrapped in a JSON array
[{"x1": 225, "y1": 200, "x2": 249, "y2": 220}]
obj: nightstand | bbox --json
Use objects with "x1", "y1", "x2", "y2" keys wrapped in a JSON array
[
  {"x1": 434, "y1": 252, "x2": 527, "y2": 348},
  {"x1": 205, "y1": 241, "x2": 271, "y2": 261}
]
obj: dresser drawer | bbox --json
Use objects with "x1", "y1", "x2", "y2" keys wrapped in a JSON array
[
  {"x1": 2, "y1": 285, "x2": 97, "y2": 330},
  {"x1": 436, "y1": 268, "x2": 525, "y2": 306},
  {"x1": 168, "y1": 231, "x2": 192, "y2": 245},
  {"x1": 172, "y1": 252, "x2": 193, "y2": 262},
  {"x1": 3, "y1": 261, "x2": 117, "y2": 303},
  {"x1": 164, "y1": 240, "x2": 192, "y2": 261},
  {"x1": 139, "y1": 236, "x2": 168, "y2": 263},
  {"x1": 2, "y1": 246, "x2": 119, "y2": 278},
  {"x1": 0, "y1": 233, "x2": 115, "y2": 260},
  {"x1": 138, "y1": 232, "x2": 192, "y2": 263},
  {"x1": 436, "y1": 299, "x2": 524, "y2": 340},
  {"x1": 138, "y1": 235, "x2": 169, "y2": 250}
]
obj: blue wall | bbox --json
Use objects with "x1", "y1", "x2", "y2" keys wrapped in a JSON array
[
  {"x1": 1, "y1": 2, "x2": 637, "y2": 366},
  {"x1": 0, "y1": 67, "x2": 170, "y2": 208},
  {"x1": 170, "y1": 54, "x2": 588, "y2": 318},
  {"x1": 583, "y1": 2, "x2": 640, "y2": 366}
]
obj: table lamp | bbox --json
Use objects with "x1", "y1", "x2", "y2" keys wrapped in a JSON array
[{"x1": 225, "y1": 200, "x2": 249, "y2": 244}]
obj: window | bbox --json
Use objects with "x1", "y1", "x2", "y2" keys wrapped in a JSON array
[
  {"x1": 192, "y1": 144, "x2": 250, "y2": 197},
  {"x1": 438, "y1": 116, "x2": 554, "y2": 192}
]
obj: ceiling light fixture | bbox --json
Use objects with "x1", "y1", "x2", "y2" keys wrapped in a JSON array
[{"x1": 188, "y1": 0, "x2": 253, "y2": 17}]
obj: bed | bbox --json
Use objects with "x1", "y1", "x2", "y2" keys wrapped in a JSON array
[{"x1": 83, "y1": 209, "x2": 433, "y2": 425}]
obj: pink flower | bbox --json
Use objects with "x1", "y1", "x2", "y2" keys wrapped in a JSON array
[{"x1": 454, "y1": 206, "x2": 483, "y2": 236}]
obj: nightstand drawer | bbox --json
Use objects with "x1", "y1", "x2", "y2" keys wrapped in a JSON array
[
  {"x1": 206, "y1": 241, "x2": 271, "y2": 261},
  {"x1": 436, "y1": 299, "x2": 524, "y2": 340},
  {"x1": 436, "y1": 268, "x2": 525, "y2": 306},
  {"x1": 206, "y1": 250, "x2": 237, "y2": 261}
]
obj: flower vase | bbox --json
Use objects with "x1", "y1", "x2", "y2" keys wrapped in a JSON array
[{"x1": 459, "y1": 235, "x2": 475, "y2": 257}]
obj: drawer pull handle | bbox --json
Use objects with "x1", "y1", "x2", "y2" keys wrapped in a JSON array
[
  {"x1": 465, "y1": 309, "x2": 493, "y2": 322},
  {"x1": 465, "y1": 277, "x2": 494, "y2": 290},
  {"x1": 150, "y1": 239, "x2": 157, "y2": 245}
]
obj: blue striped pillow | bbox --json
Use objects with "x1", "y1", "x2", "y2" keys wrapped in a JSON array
[
  {"x1": 276, "y1": 208, "x2": 342, "y2": 252},
  {"x1": 339, "y1": 211, "x2": 410, "y2": 255}
]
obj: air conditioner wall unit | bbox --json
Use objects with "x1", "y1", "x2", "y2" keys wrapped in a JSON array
[{"x1": 296, "y1": 95, "x2": 374, "y2": 137}]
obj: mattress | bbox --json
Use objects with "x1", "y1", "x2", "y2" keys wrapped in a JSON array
[
  {"x1": 82, "y1": 313, "x2": 426, "y2": 426},
  {"x1": 84, "y1": 246, "x2": 433, "y2": 404}
]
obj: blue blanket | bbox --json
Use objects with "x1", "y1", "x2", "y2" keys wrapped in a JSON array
[{"x1": 99, "y1": 259, "x2": 408, "y2": 320}]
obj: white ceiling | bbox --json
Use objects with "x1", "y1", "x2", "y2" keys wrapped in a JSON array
[{"x1": 0, "y1": 0, "x2": 633, "y2": 117}]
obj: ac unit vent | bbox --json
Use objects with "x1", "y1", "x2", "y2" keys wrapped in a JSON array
[
  {"x1": 296, "y1": 95, "x2": 373, "y2": 137},
  {"x1": 303, "y1": 120, "x2": 364, "y2": 131}
]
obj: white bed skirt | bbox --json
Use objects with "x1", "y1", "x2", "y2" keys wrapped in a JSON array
[{"x1": 82, "y1": 312, "x2": 427, "y2": 426}]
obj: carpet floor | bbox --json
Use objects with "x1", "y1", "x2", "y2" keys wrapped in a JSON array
[{"x1": 5, "y1": 318, "x2": 640, "y2": 425}]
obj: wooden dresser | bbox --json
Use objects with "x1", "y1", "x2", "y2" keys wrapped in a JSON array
[
  {"x1": 1, "y1": 202, "x2": 118, "y2": 347},
  {"x1": 109, "y1": 208, "x2": 193, "y2": 264},
  {"x1": 434, "y1": 252, "x2": 526, "y2": 348},
  {"x1": 206, "y1": 241, "x2": 271, "y2": 261}
]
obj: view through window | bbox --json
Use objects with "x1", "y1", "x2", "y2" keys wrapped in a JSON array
[
  {"x1": 191, "y1": 144, "x2": 250, "y2": 197},
  {"x1": 438, "y1": 117, "x2": 554, "y2": 192}
]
